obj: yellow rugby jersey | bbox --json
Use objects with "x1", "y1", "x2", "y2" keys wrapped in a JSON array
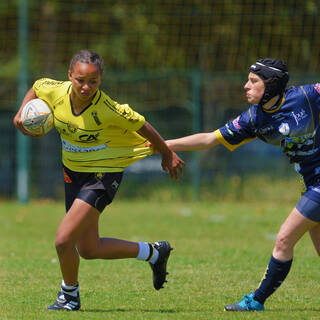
[{"x1": 33, "y1": 78, "x2": 153, "y2": 172}]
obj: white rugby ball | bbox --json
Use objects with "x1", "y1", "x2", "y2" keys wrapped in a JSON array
[{"x1": 21, "y1": 98, "x2": 54, "y2": 135}]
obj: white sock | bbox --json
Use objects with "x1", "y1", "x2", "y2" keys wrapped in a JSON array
[
  {"x1": 136, "y1": 242, "x2": 159, "y2": 264},
  {"x1": 61, "y1": 280, "x2": 79, "y2": 297},
  {"x1": 136, "y1": 242, "x2": 150, "y2": 260}
]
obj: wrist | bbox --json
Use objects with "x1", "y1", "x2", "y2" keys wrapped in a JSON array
[{"x1": 160, "y1": 147, "x2": 172, "y2": 157}]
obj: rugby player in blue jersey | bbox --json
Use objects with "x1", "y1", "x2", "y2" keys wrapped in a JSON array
[
  {"x1": 13, "y1": 50, "x2": 185, "y2": 311},
  {"x1": 166, "y1": 58, "x2": 320, "y2": 311}
]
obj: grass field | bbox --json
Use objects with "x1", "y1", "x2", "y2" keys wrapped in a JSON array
[{"x1": 1, "y1": 192, "x2": 320, "y2": 319}]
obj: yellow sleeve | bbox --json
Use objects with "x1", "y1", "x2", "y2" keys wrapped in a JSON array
[
  {"x1": 33, "y1": 78, "x2": 70, "y2": 111},
  {"x1": 103, "y1": 95, "x2": 146, "y2": 132}
]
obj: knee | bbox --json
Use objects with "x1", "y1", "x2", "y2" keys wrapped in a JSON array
[
  {"x1": 274, "y1": 232, "x2": 291, "y2": 254},
  {"x1": 55, "y1": 232, "x2": 74, "y2": 254},
  {"x1": 77, "y1": 246, "x2": 97, "y2": 260}
]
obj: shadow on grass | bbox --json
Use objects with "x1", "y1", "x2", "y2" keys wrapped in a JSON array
[
  {"x1": 265, "y1": 308, "x2": 320, "y2": 312},
  {"x1": 80, "y1": 308, "x2": 181, "y2": 313},
  {"x1": 81, "y1": 307, "x2": 320, "y2": 314}
]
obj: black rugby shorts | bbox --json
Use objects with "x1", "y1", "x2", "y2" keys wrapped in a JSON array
[{"x1": 63, "y1": 165, "x2": 123, "y2": 213}]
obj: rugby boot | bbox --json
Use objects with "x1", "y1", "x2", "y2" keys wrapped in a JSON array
[
  {"x1": 224, "y1": 292, "x2": 264, "y2": 311},
  {"x1": 47, "y1": 291, "x2": 80, "y2": 311},
  {"x1": 149, "y1": 241, "x2": 173, "y2": 290}
]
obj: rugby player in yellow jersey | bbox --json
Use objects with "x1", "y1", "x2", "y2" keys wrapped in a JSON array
[{"x1": 13, "y1": 50, "x2": 185, "y2": 311}]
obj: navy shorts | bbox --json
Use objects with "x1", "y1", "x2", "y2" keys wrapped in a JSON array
[
  {"x1": 63, "y1": 166, "x2": 123, "y2": 213},
  {"x1": 296, "y1": 184, "x2": 320, "y2": 222}
]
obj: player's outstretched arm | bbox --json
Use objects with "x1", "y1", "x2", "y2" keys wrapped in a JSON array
[
  {"x1": 138, "y1": 121, "x2": 185, "y2": 180},
  {"x1": 13, "y1": 87, "x2": 39, "y2": 137},
  {"x1": 166, "y1": 131, "x2": 220, "y2": 151}
]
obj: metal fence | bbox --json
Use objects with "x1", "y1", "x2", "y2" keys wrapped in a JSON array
[{"x1": 2, "y1": 1, "x2": 319, "y2": 200}]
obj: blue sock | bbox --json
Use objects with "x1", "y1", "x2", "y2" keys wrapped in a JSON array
[{"x1": 254, "y1": 255, "x2": 292, "y2": 304}]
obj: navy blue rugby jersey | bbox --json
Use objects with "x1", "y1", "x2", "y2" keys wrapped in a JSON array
[{"x1": 214, "y1": 84, "x2": 320, "y2": 185}]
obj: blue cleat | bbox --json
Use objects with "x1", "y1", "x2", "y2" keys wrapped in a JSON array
[
  {"x1": 224, "y1": 292, "x2": 264, "y2": 311},
  {"x1": 47, "y1": 291, "x2": 80, "y2": 311}
]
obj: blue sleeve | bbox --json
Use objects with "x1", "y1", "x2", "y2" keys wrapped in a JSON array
[{"x1": 216, "y1": 107, "x2": 257, "y2": 151}]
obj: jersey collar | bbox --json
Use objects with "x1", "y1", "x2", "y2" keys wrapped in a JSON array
[
  {"x1": 68, "y1": 89, "x2": 102, "y2": 116},
  {"x1": 262, "y1": 92, "x2": 285, "y2": 113}
]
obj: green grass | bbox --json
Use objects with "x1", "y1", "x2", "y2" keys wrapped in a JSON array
[{"x1": 0, "y1": 195, "x2": 319, "y2": 319}]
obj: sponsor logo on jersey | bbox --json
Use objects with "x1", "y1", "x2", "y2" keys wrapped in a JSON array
[
  {"x1": 67, "y1": 122, "x2": 78, "y2": 133},
  {"x1": 34, "y1": 78, "x2": 64, "y2": 89},
  {"x1": 111, "y1": 180, "x2": 119, "y2": 190},
  {"x1": 61, "y1": 138, "x2": 107, "y2": 153},
  {"x1": 278, "y1": 122, "x2": 290, "y2": 135},
  {"x1": 291, "y1": 110, "x2": 307, "y2": 125},
  {"x1": 104, "y1": 101, "x2": 139, "y2": 123},
  {"x1": 232, "y1": 116, "x2": 241, "y2": 130},
  {"x1": 78, "y1": 133, "x2": 100, "y2": 142},
  {"x1": 95, "y1": 172, "x2": 104, "y2": 180},
  {"x1": 225, "y1": 124, "x2": 234, "y2": 136}
]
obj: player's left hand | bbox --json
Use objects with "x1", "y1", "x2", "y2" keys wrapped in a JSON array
[{"x1": 161, "y1": 150, "x2": 185, "y2": 180}]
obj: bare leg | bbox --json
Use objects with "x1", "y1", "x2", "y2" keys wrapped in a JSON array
[
  {"x1": 55, "y1": 199, "x2": 140, "y2": 286},
  {"x1": 76, "y1": 216, "x2": 139, "y2": 259},
  {"x1": 225, "y1": 207, "x2": 319, "y2": 311},
  {"x1": 272, "y1": 207, "x2": 318, "y2": 261},
  {"x1": 253, "y1": 208, "x2": 317, "y2": 304}
]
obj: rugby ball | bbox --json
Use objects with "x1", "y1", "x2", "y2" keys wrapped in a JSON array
[{"x1": 21, "y1": 98, "x2": 54, "y2": 135}]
